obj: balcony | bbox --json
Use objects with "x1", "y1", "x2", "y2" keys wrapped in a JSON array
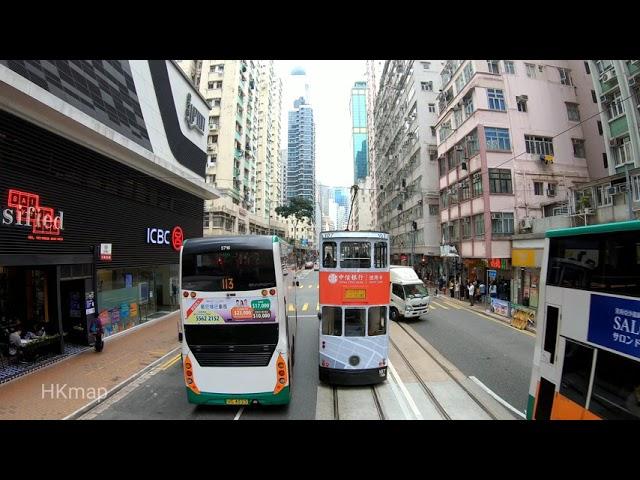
[
  {"x1": 234, "y1": 149, "x2": 243, "y2": 159},
  {"x1": 235, "y1": 131, "x2": 242, "y2": 142}
]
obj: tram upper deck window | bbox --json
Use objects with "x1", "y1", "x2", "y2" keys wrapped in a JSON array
[
  {"x1": 344, "y1": 308, "x2": 366, "y2": 337},
  {"x1": 340, "y1": 242, "x2": 371, "y2": 269},
  {"x1": 322, "y1": 242, "x2": 337, "y2": 268},
  {"x1": 321, "y1": 306, "x2": 342, "y2": 336},
  {"x1": 374, "y1": 241, "x2": 388, "y2": 268}
]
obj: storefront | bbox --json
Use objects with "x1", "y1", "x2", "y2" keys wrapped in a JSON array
[
  {"x1": 0, "y1": 109, "x2": 202, "y2": 349},
  {"x1": 510, "y1": 243, "x2": 543, "y2": 328}
]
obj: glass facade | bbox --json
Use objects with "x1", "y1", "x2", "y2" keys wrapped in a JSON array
[
  {"x1": 351, "y1": 82, "x2": 368, "y2": 183},
  {"x1": 287, "y1": 98, "x2": 315, "y2": 203},
  {"x1": 97, "y1": 264, "x2": 179, "y2": 338}
]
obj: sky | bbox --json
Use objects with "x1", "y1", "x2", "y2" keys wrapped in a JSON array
[{"x1": 274, "y1": 61, "x2": 367, "y2": 189}]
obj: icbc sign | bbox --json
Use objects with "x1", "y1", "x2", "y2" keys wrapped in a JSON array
[
  {"x1": 2, "y1": 189, "x2": 65, "y2": 242},
  {"x1": 146, "y1": 226, "x2": 183, "y2": 252}
]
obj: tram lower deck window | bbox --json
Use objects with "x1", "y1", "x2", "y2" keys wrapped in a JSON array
[
  {"x1": 368, "y1": 307, "x2": 387, "y2": 336},
  {"x1": 321, "y1": 306, "x2": 342, "y2": 336},
  {"x1": 344, "y1": 308, "x2": 366, "y2": 336}
]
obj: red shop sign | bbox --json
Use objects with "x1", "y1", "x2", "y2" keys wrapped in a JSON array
[{"x1": 2, "y1": 189, "x2": 65, "y2": 242}]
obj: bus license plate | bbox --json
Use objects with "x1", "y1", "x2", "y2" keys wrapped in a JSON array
[
  {"x1": 344, "y1": 288, "x2": 366, "y2": 300},
  {"x1": 226, "y1": 399, "x2": 249, "y2": 405}
]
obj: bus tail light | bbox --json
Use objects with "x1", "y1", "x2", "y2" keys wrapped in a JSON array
[
  {"x1": 183, "y1": 291, "x2": 189, "y2": 297},
  {"x1": 273, "y1": 353, "x2": 288, "y2": 395},
  {"x1": 269, "y1": 288, "x2": 276, "y2": 295},
  {"x1": 184, "y1": 356, "x2": 200, "y2": 394}
]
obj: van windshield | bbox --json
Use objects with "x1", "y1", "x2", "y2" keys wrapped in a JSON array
[{"x1": 403, "y1": 283, "x2": 428, "y2": 298}]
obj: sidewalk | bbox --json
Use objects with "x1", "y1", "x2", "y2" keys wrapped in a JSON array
[
  {"x1": 431, "y1": 293, "x2": 537, "y2": 334},
  {"x1": 0, "y1": 311, "x2": 180, "y2": 420}
]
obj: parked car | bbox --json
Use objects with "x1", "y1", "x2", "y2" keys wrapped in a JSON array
[{"x1": 304, "y1": 261, "x2": 314, "y2": 269}]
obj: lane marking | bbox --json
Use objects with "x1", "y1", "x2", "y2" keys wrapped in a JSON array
[
  {"x1": 233, "y1": 407, "x2": 244, "y2": 420},
  {"x1": 469, "y1": 376, "x2": 526, "y2": 419},
  {"x1": 298, "y1": 284, "x2": 304, "y2": 289},
  {"x1": 317, "y1": 285, "x2": 319, "y2": 289},
  {"x1": 302, "y1": 303, "x2": 309, "y2": 311},
  {"x1": 387, "y1": 361, "x2": 423, "y2": 420},
  {"x1": 161, "y1": 354, "x2": 182, "y2": 370},
  {"x1": 431, "y1": 301, "x2": 449, "y2": 310},
  {"x1": 316, "y1": 303, "x2": 320, "y2": 311},
  {"x1": 297, "y1": 314, "x2": 318, "y2": 318},
  {"x1": 429, "y1": 304, "x2": 436, "y2": 310}
]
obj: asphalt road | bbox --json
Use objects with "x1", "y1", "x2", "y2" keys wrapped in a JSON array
[{"x1": 405, "y1": 295, "x2": 535, "y2": 415}]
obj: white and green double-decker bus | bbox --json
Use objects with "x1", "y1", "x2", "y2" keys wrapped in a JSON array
[{"x1": 179, "y1": 235, "x2": 297, "y2": 406}]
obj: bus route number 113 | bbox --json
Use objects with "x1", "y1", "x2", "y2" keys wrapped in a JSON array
[{"x1": 222, "y1": 277, "x2": 234, "y2": 290}]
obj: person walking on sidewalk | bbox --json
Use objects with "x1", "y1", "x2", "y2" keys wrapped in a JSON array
[
  {"x1": 479, "y1": 281, "x2": 486, "y2": 304},
  {"x1": 468, "y1": 282, "x2": 475, "y2": 306},
  {"x1": 449, "y1": 279, "x2": 454, "y2": 298},
  {"x1": 454, "y1": 279, "x2": 460, "y2": 300}
]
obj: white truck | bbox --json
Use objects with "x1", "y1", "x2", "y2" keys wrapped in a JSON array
[{"x1": 389, "y1": 266, "x2": 431, "y2": 321}]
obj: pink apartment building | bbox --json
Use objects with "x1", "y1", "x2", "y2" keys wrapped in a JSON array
[{"x1": 435, "y1": 60, "x2": 599, "y2": 296}]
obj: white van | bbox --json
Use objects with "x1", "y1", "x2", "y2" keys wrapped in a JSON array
[{"x1": 389, "y1": 266, "x2": 431, "y2": 321}]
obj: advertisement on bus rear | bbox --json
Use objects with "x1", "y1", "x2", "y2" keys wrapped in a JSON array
[
  {"x1": 588, "y1": 294, "x2": 640, "y2": 359},
  {"x1": 183, "y1": 294, "x2": 277, "y2": 324}
]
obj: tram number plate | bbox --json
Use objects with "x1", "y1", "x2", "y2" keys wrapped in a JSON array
[
  {"x1": 344, "y1": 288, "x2": 366, "y2": 300},
  {"x1": 226, "y1": 399, "x2": 249, "y2": 405}
]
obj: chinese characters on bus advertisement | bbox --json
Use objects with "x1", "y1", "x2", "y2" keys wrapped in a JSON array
[{"x1": 183, "y1": 295, "x2": 277, "y2": 324}]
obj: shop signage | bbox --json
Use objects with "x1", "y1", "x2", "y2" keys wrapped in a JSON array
[
  {"x1": 488, "y1": 258, "x2": 510, "y2": 270},
  {"x1": 185, "y1": 93, "x2": 206, "y2": 134},
  {"x1": 488, "y1": 269, "x2": 497, "y2": 281},
  {"x1": 2, "y1": 189, "x2": 64, "y2": 241},
  {"x1": 490, "y1": 298, "x2": 510, "y2": 317},
  {"x1": 100, "y1": 243, "x2": 112, "y2": 261},
  {"x1": 588, "y1": 294, "x2": 640, "y2": 359},
  {"x1": 146, "y1": 225, "x2": 184, "y2": 252},
  {"x1": 512, "y1": 249, "x2": 538, "y2": 268}
]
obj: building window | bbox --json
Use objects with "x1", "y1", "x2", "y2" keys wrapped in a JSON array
[
  {"x1": 489, "y1": 169, "x2": 513, "y2": 194},
  {"x1": 463, "y1": 94, "x2": 474, "y2": 117},
  {"x1": 491, "y1": 212, "x2": 514, "y2": 236},
  {"x1": 472, "y1": 172, "x2": 483, "y2": 196},
  {"x1": 597, "y1": 120, "x2": 603, "y2": 135},
  {"x1": 572, "y1": 138, "x2": 586, "y2": 158},
  {"x1": 463, "y1": 62, "x2": 474, "y2": 83},
  {"x1": 485, "y1": 127, "x2": 511, "y2": 151},
  {"x1": 504, "y1": 60, "x2": 515, "y2": 74},
  {"x1": 487, "y1": 89, "x2": 506, "y2": 111},
  {"x1": 534, "y1": 181, "x2": 543, "y2": 196},
  {"x1": 208, "y1": 81, "x2": 214, "y2": 89},
  {"x1": 633, "y1": 175, "x2": 640, "y2": 202},
  {"x1": 607, "y1": 92, "x2": 625, "y2": 119},
  {"x1": 558, "y1": 68, "x2": 573, "y2": 86},
  {"x1": 596, "y1": 184, "x2": 613, "y2": 207},
  {"x1": 547, "y1": 183, "x2": 557, "y2": 197},
  {"x1": 612, "y1": 137, "x2": 633, "y2": 166},
  {"x1": 487, "y1": 60, "x2": 500, "y2": 74},
  {"x1": 461, "y1": 217, "x2": 472, "y2": 239},
  {"x1": 459, "y1": 178, "x2": 471, "y2": 201},
  {"x1": 595, "y1": 60, "x2": 613, "y2": 75},
  {"x1": 455, "y1": 74, "x2": 465, "y2": 94},
  {"x1": 566, "y1": 102, "x2": 581, "y2": 121},
  {"x1": 603, "y1": 152, "x2": 608, "y2": 169},
  {"x1": 428, "y1": 103, "x2": 436, "y2": 113},
  {"x1": 584, "y1": 61, "x2": 591, "y2": 74},
  {"x1": 516, "y1": 96, "x2": 528, "y2": 112},
  {"x1": 421, "y1": 62, "x2": 431, "y2": 70},
  {"x1": 474, "y1": 213, "x2": 484, "y2": 237},
  {"x1": 525, "y1": 135, "x2": 554, "y2": 156},
  {"x1": 214, "y1": 98, "x2": 221, "y2": 107},
  {"x1": 429, "y1": 204, "x2": 439, "y2": 215},
  {"x1": 431, "y1": 126, "x2": 437, "y2": 137},
  {"x1": 208, "y1": 134, "x2": 218, "y2": 144},
  {"x1": 526, "y1": 63, "x2": 536, "y2": 78},
  {"x1": 591, "y1": 90, "x2": 597, "y2": 103},
  {"x1": 421, "y1": 81, "x2": 433, "y2": 91},
  {"x1": 466, "y1": 129, "x2": 479, "y2": 156}
]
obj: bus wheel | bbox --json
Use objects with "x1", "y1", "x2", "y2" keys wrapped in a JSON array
[{"x1": 390, "y1": 307, "x2": 400, "y2": 322}]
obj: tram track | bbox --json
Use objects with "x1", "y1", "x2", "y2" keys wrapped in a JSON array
[
  {"x1": 331, "y1": 384, "x2": 385, "y2": 420},
  {"x1": 393, "y1": 322, "x2": 498, "y2": 420}
]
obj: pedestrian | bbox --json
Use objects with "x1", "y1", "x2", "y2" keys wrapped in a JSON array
[
  {"x1": 449, "y1": 279, "x2": 454, "y2": 298},
  {"x1": 479, "y1": 281, "x2": 486, "y2": 304},
  {"x1": 454, "y1": 279, "x2": 460, "y2": 300},
  {"x1": 468, "y1": 282, "x2": 475, "y2": 306},
  {"x1": 490, "y1": 281, "x2": 497, "y2": 299}
]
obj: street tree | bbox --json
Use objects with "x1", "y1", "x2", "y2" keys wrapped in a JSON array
[{"x1": 276, "y1": 196, "x2": 314, "y2": 251}]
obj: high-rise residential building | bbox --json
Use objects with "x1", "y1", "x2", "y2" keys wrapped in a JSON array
[
  {"x1": 436, "y1": 60, "x2": 597, "y2": 290},
  {"x1": 256, "y1": 61, "x2": 283, "y2": 223},
  {"x1": 280, "y1": 148, "x2": 288, "y2": 204},
  {"x1": 350, "y1": 179, "x2": 375, "y2": 231},
  {"x1": 365, "y1": 60, "x2": 385, "y2": 229},
  {"x1": 287, "y1": 97, "x2": 315, "y2": 204},
  {"x1": 351, "y1": 81, "x2": 368, "y2": 183},
  {"x1": 374, "y1": 60, "x2": 443, "y2": 269},
  {"x1": 176, "y1": 60, "x2": 286, "y2": 237}
]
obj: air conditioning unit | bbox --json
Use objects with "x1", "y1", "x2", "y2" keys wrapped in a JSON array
[
  {"x1": 519, "y1": 217, "x2": 533, "y2": 230},
  {"x1": 491, "y1": 213, "x2": 501, "y2": 220},
  {"x1": 617, "y1": 183, "x2": 628, "y2": 193},
  {"x1": 582, "y1": 207, "x2": 594, "y2": 215},
  {"x1": 600, "y1": 94, "x2": 608, "y2": 103},
  {"x1": 601, "y1": 71, "x2": 615, "y2": 82},
  {"x1": 610, "y1": 138, "x2": 620, "y2": 146}
]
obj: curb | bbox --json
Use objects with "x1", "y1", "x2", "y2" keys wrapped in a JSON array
[{"x1": 63, "y1": 346, "x2": 180, "y2": 420}]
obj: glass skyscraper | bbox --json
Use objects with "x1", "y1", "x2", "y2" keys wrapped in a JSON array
[
  {"x1": 350, "y1": 81, "x2": 368, "y2": 183},
  {"x1": 287, "y1": 96, "x2": 315, "y2": 205}
]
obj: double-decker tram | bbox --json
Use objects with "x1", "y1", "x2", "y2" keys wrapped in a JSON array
[
  {"x1": 318, "y1": 231, "x2": 390, "y2": 385},
  {"x1": 179, "y1": 235, "x2": 296, "y2": 406},
  {"x1": 528, "y1": 220, "x2": 640, "y2": 420}
]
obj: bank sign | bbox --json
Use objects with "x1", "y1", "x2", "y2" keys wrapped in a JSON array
[
  {"x1": 588, "y1": 294, "x2": 640, "y2": 359},
  {"x1": 146, "y1": 226, "x2": 183, "y2": 252},
  {"x1": 2, "y1": 189, "x2": 64, "y2": 241}
]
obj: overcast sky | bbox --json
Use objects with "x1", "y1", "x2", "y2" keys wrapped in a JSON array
[{"x1": 274, "y1": 60, "x2": 367, "y2": 189}]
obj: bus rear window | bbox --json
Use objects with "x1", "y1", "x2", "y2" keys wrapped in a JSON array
[{"x1": 182, "y1": 250, "x2": 276, "y2": 292}]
